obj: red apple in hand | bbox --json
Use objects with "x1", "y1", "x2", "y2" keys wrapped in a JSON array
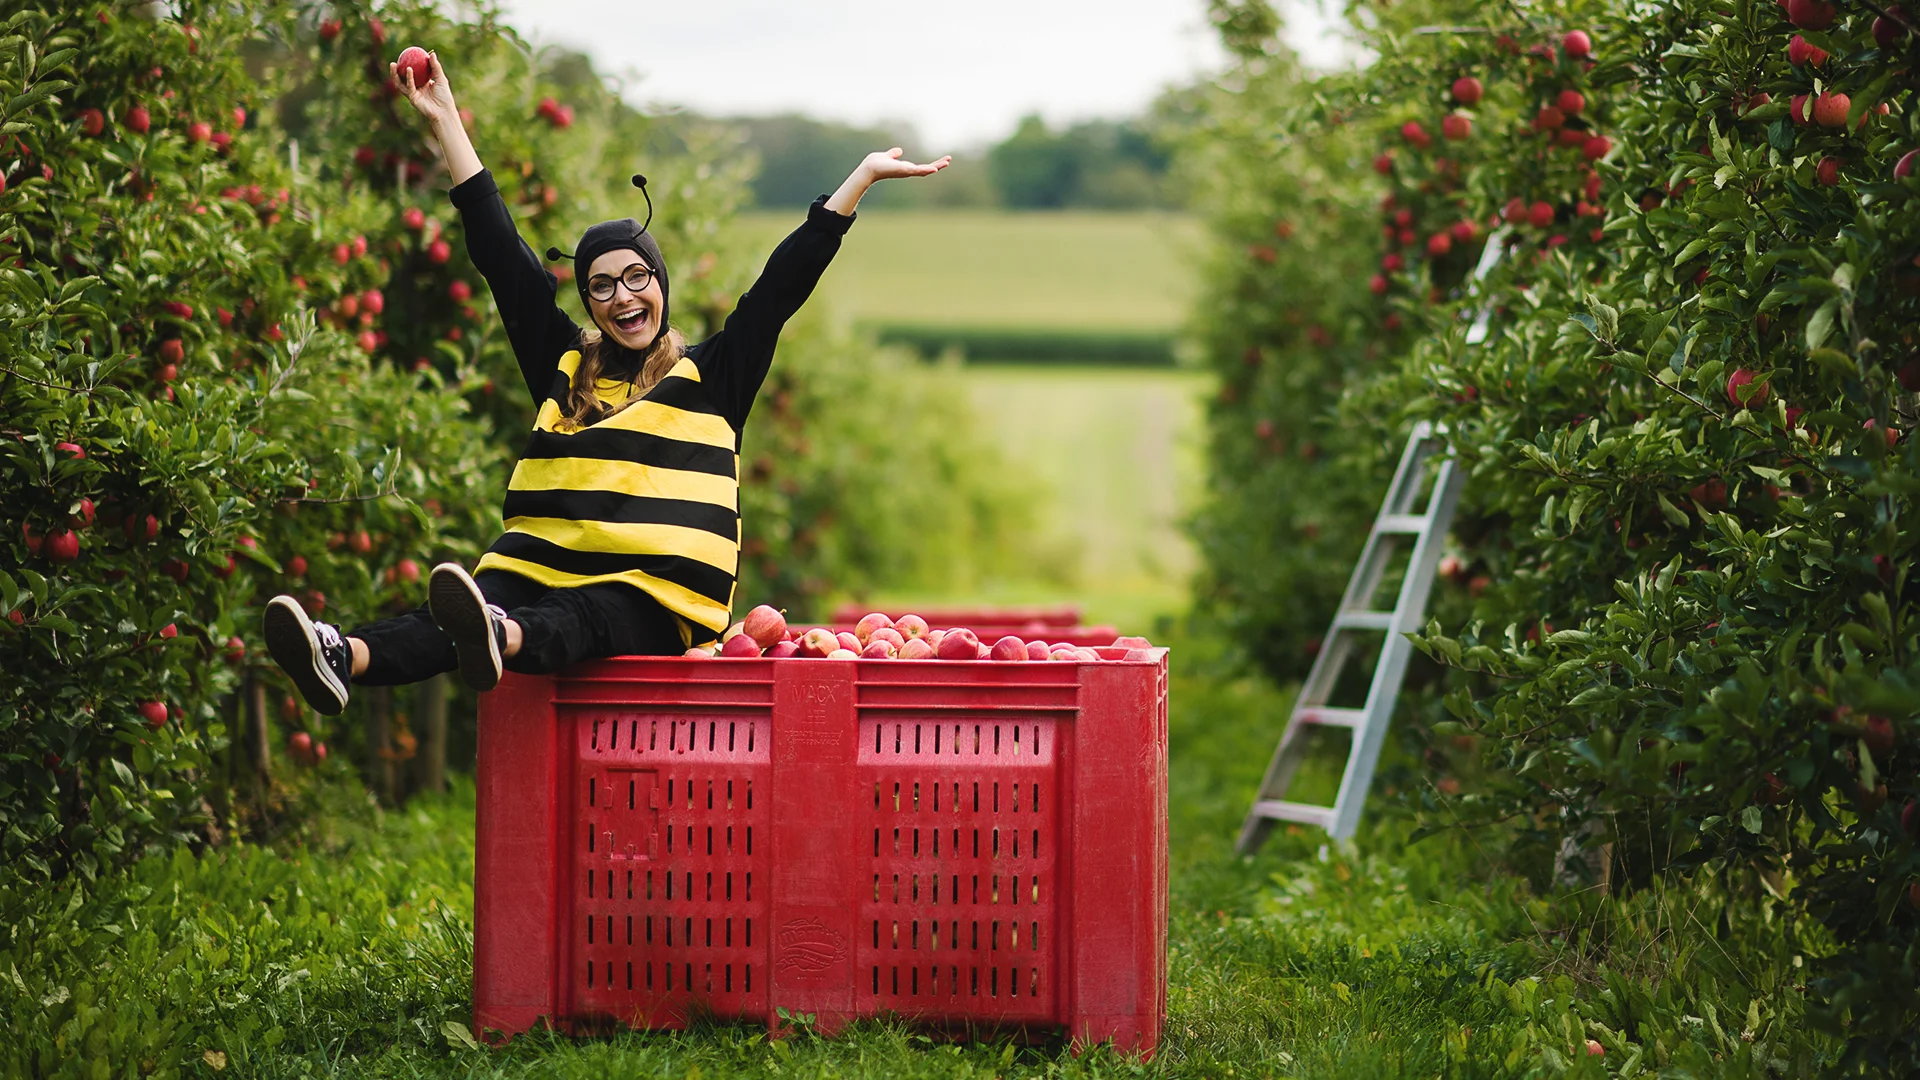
[
  {"x1": 937, "y1": 627, "x2": 980, "y2": 660},
  {"x1": 395, "y1": 46, "x2": 432, "y2": 89},
  {"x1": 743, "y1": 604, "x2": 787, "y2": 647}
]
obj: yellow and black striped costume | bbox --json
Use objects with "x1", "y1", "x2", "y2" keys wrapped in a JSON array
[{"x1": 474, "y1": 353, "x2": 740, "y2": 640}]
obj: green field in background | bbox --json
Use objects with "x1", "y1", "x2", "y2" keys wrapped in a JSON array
[
  {"x1": 732, "y1": 209, "x2": 1204, "y2": 334},
  {"x1": 862, "y1": 366, "x2": 1213, "y2": 634}
]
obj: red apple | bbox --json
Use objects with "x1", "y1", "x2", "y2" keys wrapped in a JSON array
[
  {"x1": 1556, "y1": 90, "x2": 1586, "y2": 115},
  {"x1": 1451, "y1": 76, "x2": 1483, "y2": 105},
  {"x1": 1529, "y1": 200, "x2": 1555, "y2": 228},
  {"x1": 1863, "y1": 715, "x2": 1895, "y2": 754},
  {"x1": 401, "y1": 207, "x2": 427, "y2": 231},
  {"x1": 1025, "y1": 640, "x2": 1051, "y2": 660},
  {"x1": 140, "y1": 701, "x2": 169, "y2": 728},
  {"x1": 853, "y1": 612, "x2": 894, "y2": 643},
  {"x1": 1442, "y1": 113, "x2": 1472, "y2": 140},
  {"x1": 158, "y1": 622, "x2": 178, "y2": 640},
  {"x1": 926, "y1": 629, "x2": 946, "y2": 652},
  {"x1": 43, "y1": 529, "x2": 78, "y2": 563},
  {"x1": 124, "y1": 104, "x2": 150, "y2": 133},
  {"x1": 1536, "y1": 105, "x2": 1566, "y2": 131},
  {"x1": 869, "y1": 626, "x2": 906, "y2": 650},
  {"x1": 1438, "y1": 555, "x2": 1465, "y2": 580},
  {"x1": 187, "y1": 121, "x2": 211, "y2": 144},
  {"x1": 894, "y1": 614, "x2": 930, "y2": 640},
  {"x1": 1503, "y1": 197, "x2": 1529, "y2": 224},
  {"x1": 721, "y1": 632, "x2": 762, "y2": 658},
  {"x1": 898, "y1": 637, "x2": 935, "y2": 660},
  {"x1": 71, "y1": 498, "x2": 95, "y2": 529},
  {"x1": 835, "y1": 631, "x2": 862, "y2": 653},
  {"x1": 937, "y1": 627, "x2": 980, "y2": 661},
  {"x1": 1786, "y1": 0, "x2": 1836, "y2": 29},
  {"x1": 1369, "y1": 274, "x2": 1388, "y2": 296},
  {"x1": 79, "y1": 108, "x2": 105, "y2": 136},
  {"x1": 54, "y1": 441, "x2": 86, "y2": 460},
  {"x1": 1895, "y1": 149, "x2": 1918, "y2": 178},
  {"x1": 286, "y1": 554, "x2": 308, "y2": 577},
  {"x1": 395, "y1": 46, "x2": 431, "y2": 89},
  {"x1": 1813, "y1": 92, "x2": 1851, "y2": 128},
  {"x1": 1814, "y1": 156, "x2": 1841, "y2": 186},
  {"x1": 223, "y1": 636, "x2": 245, "y2": 662},
  {"x1": 799, "y1": 627, "x2": 837, "y2": 658},
  {"x1": 213, "y1": 555, "x2": 236, "y2": 579},
  {"x1": 160, "y1": 558, "x2": 188, "y2": 583},
  {"x1": 394, "y1": 558, "x2": 420, "y2": 583},
  {"x1": 1562, "y1": 30, "x2": 1592, "y2": 57},
  {"x1": 1372, "y1": 153, "x2": 1393, "y2": 175},
  {"x1": 1427, "y1": 232, "x2": 1453, "y2": 257},
  {"x1": 1050, "y1": 645, "x2": 1078, "y2": 661},
  {"x1": 683, "y1": 646, "x2": 715, "y2": 658},
  {"x1": 1726, "y1": 368, "x2": 1768, "y2": 407},
  {"x1": 1874, "y1": 6, "x2": 1910, "y2": 46},
  {"x1": 125, "y1": 514, "x2": 159, "y2": 543},
  {"x1": 1582, "y1": 135, "x2": 1613, "y2": 160},
  {"x1": 427, "y1": 239, "x2": 451, "y2": 264},
  {"x1": 1400, "y1": 120, "x2": 1429, "y2": 146},
  {"x1": 1865, "y1": 418, "x2": 1900, "y2": 447},
  {"x1": 765, "y1": 640, "x2": 801, "y2": 658},
  {"x1": 742, "y1": 604, "x2": 787, "y2": 647},
  {"x1": 1788, "y1": 35, "x2": 1828, "y2": 67},
  {"x1": 827, "y1": 648, "x2": 859, "y2": 660},
  {"x1": 290, "y1": 731, "x2": 313, "y2": 761},
  {"x1": 449, "y1": 280, "x2": 472, "y2": 302},
  {"x1": 1584, "y1": 1039, "x2": 1604, "y2": 1057},
  {"x1": 210, "y1": 131, "x2": 231, "y2": 154},
  {"x1": 990, "y1": 636, "x2": 1028, "y2": 662},
  {"x1": 349, "y1": 530, "x2": 373, "y2": 554},
  {"x1": 861, "y1": 639, "x2": 898, "y2": 659},
  {"x1": 312, "y1": 741, "x2": 327, "y2": 762}
]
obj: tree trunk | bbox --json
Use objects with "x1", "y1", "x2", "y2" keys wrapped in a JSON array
[
  {"x1": 414, "y1": 673, "x2": 448, "y2": 795},
  {"x1": 246, "y1": 675, "x2": 270, "y2": 808},
  {"x1": 366, "y1": 686, "x2": 395, "y2": 806}
]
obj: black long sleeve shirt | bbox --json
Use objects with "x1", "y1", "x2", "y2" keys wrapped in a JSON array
[{"x1": 447, "y1": 169, "x2": 853, "y2": 434}]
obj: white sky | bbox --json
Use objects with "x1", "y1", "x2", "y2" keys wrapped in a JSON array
[{"x1": 495, "y1": 0, "x2": 1359, "y2": 151}]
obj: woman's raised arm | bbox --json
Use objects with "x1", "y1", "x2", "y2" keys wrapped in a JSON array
[
  {"x1": 394, "y1": 52, "x2": 483, "y2": 186},
  {"x1": 393, "y1": 53, "x2": 579, "y2": 403}
]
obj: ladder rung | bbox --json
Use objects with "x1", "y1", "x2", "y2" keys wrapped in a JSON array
[
  {"x1": 1293, "y1": 706, "x2": 1365, "y2": 728},
  {"x1": 1249, "y1": 800, "x2": 1336, "y2": 828},
  {"x1": 1333, "y1": 611, "x2": 1395, "y2": 631},
  {"x1": 1375, "y1": 514, "x2": 1429, "y2": 534}
]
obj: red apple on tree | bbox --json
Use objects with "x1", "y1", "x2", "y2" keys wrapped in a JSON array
[
  {"x1": 43, "y1": 529, "x2": 78, "y2": 563},
  {"x1": 1442, "y1": 113, "x2": 1472, "y2": 140},
  {"x1": 1726, "y1": 368, "x2": 1768, "y2": 407},
  {"x1": 124, "y1": 104, "x2": 151, "y2": 133},
  {"x1": 1813, "y1": 92, "x2": 1851, "y2": 128},
  {"x1": 79, "y1": 108, "x2": 105, "y2": 137},
  {"x1": 1816, "y1": 156, "x2": 1841, "y2": 186},
  {"x1": 1898, "y1": 149, "x2": 1919, "y2": 178},
  {"x1": 1562, "y1": 30, "x2": 1592, "y2": 57},
  {"x1": 427, "y1": 239, "x2": 451, "y2": 264},
  {"x1": 1788, "y1": 36, "x2": 1828, "y2": 67},
  {"x1": 140, "y1": 701, "x2": 168, "y2": 728},
  {"x1": 1874, "y1": 6, "x2": 1911, "y2": 46},
  {"x1": 1451, "y1": 76, "x2": 1483, "y2": 105},
  {"x1": 1787, "y1": 0, "x2": 1836, "y2": 29},
  {"x1": 290, "y1": 731, "x2": 313, "y2": 761}
]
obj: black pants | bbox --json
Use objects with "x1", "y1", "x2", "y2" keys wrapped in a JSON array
[{"x1": 348, "y1": 570, "x2": 687, "y2": 685}]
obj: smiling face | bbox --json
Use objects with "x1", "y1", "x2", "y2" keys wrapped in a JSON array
[{"x1": 585, "y1": 249, "x2": 663, "y2": 351}]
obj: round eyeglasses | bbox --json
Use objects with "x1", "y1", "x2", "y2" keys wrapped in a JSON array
[{"x1": 586, "y1": 263, "x2": 654, "y2": 303}]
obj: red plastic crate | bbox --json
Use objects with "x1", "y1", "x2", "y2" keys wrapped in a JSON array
[{"x1": 473, "y1": 648, "x2": 1169, "y2": 1055}]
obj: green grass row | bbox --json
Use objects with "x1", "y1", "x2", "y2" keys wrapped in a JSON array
[{"x1": 2, "y1": 628, "x2": 1837, "y2": 1078}]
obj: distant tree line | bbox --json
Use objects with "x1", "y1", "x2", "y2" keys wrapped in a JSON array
[{"x1": 702, "y1": 106, "x2": 1191, "y2": 211}]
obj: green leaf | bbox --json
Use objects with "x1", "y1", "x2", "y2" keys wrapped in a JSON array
[
  {"x1": 441, "y1": 1021, "x2": 481, "y2": 1051},
  {"x1": 1741, "y1": 806, "x2": 1763, "y2": 834},
  {"x1": 1805, "y1": 296, "x2": 1839, "y2": 351},
  {"x1": 1656, "y1": 494, "x2": 1690, "y2": 528},
  {"x1": 1672, "y1": 238, "x2": 1710, "y2": 267}
]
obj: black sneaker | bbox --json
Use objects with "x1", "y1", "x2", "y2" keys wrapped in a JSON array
[
  {"x1": 429, "y1": 563, "x2": 507, "y2": 692},
  {"x1": 264, "y1": 595, "x2": 353, "y2": 715}
]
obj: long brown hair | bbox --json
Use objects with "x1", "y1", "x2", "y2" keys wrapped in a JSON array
[{"x1": 562, "y1": 326, "x2": 686, "y2": 428}]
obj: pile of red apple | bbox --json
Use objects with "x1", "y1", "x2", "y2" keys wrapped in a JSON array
[{"x1": 685, "y1": 607, "x2": 1156, "y2": 662}]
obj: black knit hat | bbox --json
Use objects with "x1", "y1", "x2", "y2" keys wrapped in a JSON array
[{"x1": 546, "y1": 175, "x2": 670, "y2": 346}]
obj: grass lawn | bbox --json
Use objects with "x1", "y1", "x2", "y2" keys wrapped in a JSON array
[
  {"x1": 732, "y1": 209, "x2": 1204, "y2": 335},
  {"x1": 2, "y1": 629, "x2": 1834, "y2": 1078}
]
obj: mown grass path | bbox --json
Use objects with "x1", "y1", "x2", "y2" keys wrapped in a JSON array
[{"x1": 3, "y1": 632, "x2": 1828, "y2": 1078}]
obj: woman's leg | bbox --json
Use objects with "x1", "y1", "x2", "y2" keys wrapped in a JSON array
[
  {"x1": 347, "y1": 571, "x2": 547, "y2": 685},
  {"x1": 503, "y1": 582, "x2": 686, "y2": 674}
]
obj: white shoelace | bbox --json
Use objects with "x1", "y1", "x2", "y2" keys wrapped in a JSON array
[
  {"x1": 484, "y1": 604, "x2": 507, "y2": 621},
  {"x1": 314, "y1": 621, "x2": 345, "y2": 650}
]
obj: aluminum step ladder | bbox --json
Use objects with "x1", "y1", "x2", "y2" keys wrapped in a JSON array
[{"x1": 1236, "y1": 420, "x2": 1465, "y2": 851}]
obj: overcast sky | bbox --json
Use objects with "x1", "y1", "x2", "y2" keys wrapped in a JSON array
[{"x1": 494, "y1": 0, "x2": 1358, "y2": 150}]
